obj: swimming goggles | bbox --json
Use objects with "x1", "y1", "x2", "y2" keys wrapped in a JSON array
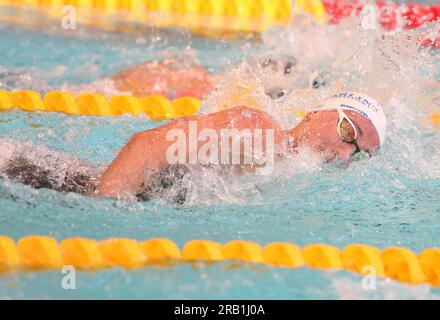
[{"x1": 336, "y1": 108, "x2": 362, "y2": 157}]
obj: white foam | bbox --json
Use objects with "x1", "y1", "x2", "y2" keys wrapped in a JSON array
[
  {"x1": 0, "y1": 140, "x2": 16, "y2": 170},
  {"x1": 61, "y1": 77, "x2": 130, "y2": 98}
]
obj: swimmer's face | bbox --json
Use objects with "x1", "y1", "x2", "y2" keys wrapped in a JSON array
[
  {"x1": 258, "y1": 55, "x2": 298, "y2": 99},
  {"x1": 298, "y1": 110, "x2": 380, "y2": 162}
]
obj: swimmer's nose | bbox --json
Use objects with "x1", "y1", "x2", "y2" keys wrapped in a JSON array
[{"x1": 265, "y1": 89, "x2": 285, "y2": 99}]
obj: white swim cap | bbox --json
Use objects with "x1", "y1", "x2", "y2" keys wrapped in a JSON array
[{"x1": 314, "y1": 92, "x2": 387, "y2": 146}]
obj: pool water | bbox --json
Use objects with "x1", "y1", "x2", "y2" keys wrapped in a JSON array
[{"x1": 1, "y1": 3, "x2": 440, "y2": 299}]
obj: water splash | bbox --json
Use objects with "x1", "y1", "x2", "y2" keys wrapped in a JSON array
[
  {"x1": 0, "y1": 66, "x2": 50, "y2": 92},
  {"x1": 1, "y1": 13, "x2": 439, "y2": 206},
  {"x1": 200, "y1": 14, "x2": 440, "y2": 205}
]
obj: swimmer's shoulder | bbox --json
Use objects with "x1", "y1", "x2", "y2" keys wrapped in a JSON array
[
  {"x1": 144, "y1": 106, "x2": 283, "y2": 136},
  {"x1": 226, "y1": 106, "x2": 282, "y2": 130}
]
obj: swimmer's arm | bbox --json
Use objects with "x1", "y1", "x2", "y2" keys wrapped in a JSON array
[
  {"x1": 96, "y1": 107, "x2": 281, "y2": 199},
  {"x1": 97, "y1": 131, "x2": 168, "y2": 199}
]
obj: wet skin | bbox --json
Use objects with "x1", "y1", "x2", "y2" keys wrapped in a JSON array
[
  {"x1": 111, "y1": 60, "x2": 220, "y2": 99},
  {"x1": 287, "y1": 110, "x2": 380, "y2": 162},
  {"x1": 97, "y1": 106, "x2": 380, "y2": 200},
  {"x1": 111, "y1": 55, "x2": 301, "y2": 100}
]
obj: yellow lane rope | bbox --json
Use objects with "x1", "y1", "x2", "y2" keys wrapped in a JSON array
[
  {"x1": 0, "y1": 0, "x2": 327, "y2": 32},
  {"x1": 1, "y1": 235, "x2": 439, "y2": 286},
  {"x1": 1, "y1": 89, "x2": 438, "y2": 124},
  {"x1": 0, "y1": 90, "x2": 201, "y2": 120}
]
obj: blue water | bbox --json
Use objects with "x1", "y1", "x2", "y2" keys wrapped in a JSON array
[
  {"x1": 0, "y1": 7, "x2": 246, "y2": 87},
  {"x1": 1, "y1": 3, "x2": 440, "y2": 299}
]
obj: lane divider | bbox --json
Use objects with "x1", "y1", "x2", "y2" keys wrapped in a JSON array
[
  {"x1": 1, "y1": 0, "x2": 438, "y2": 43},
  {"x1": 0, "y1": 0, "x2": 303, "y2": 32},
  {"x1": 0, "y1": 235, "x2": 439, "y2": 286},
  {"x1": 324, "y1": 0, "x2": 440, "y2": 29},
  {"x1": 0, "y1": 90, "x2": 201, "y2": 120},
  {"x1": 1, "y1": 89, "x2": 438, "y2": 125},
  {"x1": 323, "y1": 0, "x2": 440, "y2": 48}
]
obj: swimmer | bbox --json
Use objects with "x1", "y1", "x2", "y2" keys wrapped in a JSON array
[
  {"x1": 111, "y1": 58, "x2": 220, "y2": 99},
  {"x1": 0, "y1": 92, "x2": 386, "y2": 203},
  {"x1": 72, "y1": 54, "x2": 305, "y2": 101}
]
